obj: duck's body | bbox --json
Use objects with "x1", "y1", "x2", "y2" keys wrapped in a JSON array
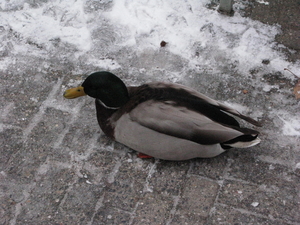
[{"x1": 64, "y1": 71, "x2": 261, "y2": 160}]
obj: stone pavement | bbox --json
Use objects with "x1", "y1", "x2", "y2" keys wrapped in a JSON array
[{"x1": 1, "y1": 1, "x2": 299, "y2": 225}]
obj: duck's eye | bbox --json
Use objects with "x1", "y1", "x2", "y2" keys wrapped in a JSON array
[{"x1": 77, "y1": 89, "x2": 81, "y2": 92}]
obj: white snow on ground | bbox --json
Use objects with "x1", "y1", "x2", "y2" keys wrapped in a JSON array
[
  {"x1": 104, "y1": 0, "x2": 293, "y2": 74},
  {"x1": 256, "y1": 0, "x2": 269, "y2": 6},
  {"x1": 0, "y1": 0, "x2": 299, "y2": 136},
  {"x1": 277, "y1": 114, "x2": 300, "y2": 136},
  {"x1": 0, "y1": 0, "x2": 90, "y2": 56}
]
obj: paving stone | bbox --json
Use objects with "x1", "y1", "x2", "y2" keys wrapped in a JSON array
[
  {"x1": 131, "y1": 192, "x2": 174, "y2": 225},
  {"x1": 0, "y1": 196, "x2": 14, "y2": 225},
  {"x1": 1, "y1": 76, "x2": 53, "y2": 128},
  {"x1": 4, "y1": 148, "x2": 41, "y2": 185},
  {"x1": 188, "y1": 154, "x2": 229, "y2": 180},
  {"x1": 218, "y1": 179, "x2": 300, "y2": 223},
  {"x1": 227, "y1": 151, "x2": 299, "y2": 187},
  {"x1": 170, "y1": 213, "x2": 207, "y2": 225},
  {"x1": 0, "y1": 180, "x2": 22, "y2": 225},
  {"x1": 102, "y1": 155, "x2": 152, "y2": 212},
  {"x1": 92, "y1": 204, "x2": 132, "y2": 225},
  {"x1": 60, "y1": 103, "x2": 100, "y2": 151},
  {"x1": 3, "y1": 107, "x2": 71, "y2": 185},
  {"x1": 84, "y1": 148, "x2": 125, "y2": 185},
  {"x1": 207, "y1": 204, "x2": 290, "y2": 225},
  {"x1": 147, "y1": 160, "x2": 190, "y2": 195},
  {"x1": 14, "y1": 167, "x2": 75, "y2": 224},
  {"x1": 46, "y1": 146, "x2": 73, "y2": 165},
  {"x1": 0, "y1": 127, "x2": 23, "y2": 170},
  {"x1": 53, "y1": 181, "x2": 103, "y2": 224},
  {"x1": 27, "y1": 107, "x2": 71, "y2": 145},
  {"x1": 173, "y1": 176, "x2": 219, "y2": 223}
]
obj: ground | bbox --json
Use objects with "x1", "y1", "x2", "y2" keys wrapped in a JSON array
[{"x1": 0, "y1": 1, "x2": 299, "y2": 225}]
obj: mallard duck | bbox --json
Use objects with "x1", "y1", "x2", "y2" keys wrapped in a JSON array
[{"x1": 64, "y1": 71, "x2": 261, "y2": 160}]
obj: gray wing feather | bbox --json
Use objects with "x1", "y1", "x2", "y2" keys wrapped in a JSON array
[
  {"x1": 129, "y1": 100, "x2": 244, "y2": 145},
  {"x1": 147, "y1": 82, "x2": 261, "y2": 127}
]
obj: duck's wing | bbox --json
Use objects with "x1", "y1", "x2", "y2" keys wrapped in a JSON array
[
  {"x1": 127, "y1": 99, "x2": 258, "y2": 145},
  {"x1": 147, "y1": 82, "x2": 262, "y2": 127}
]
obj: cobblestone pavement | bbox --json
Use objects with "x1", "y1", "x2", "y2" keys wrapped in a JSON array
[{"x1": 1, "y1": 1, "x2": 299, "y2": 225}]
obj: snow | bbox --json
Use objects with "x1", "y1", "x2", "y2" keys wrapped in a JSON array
[
  {"x1": 223, "y1": 101, "x2": 249, "y2": 113},
  {"x1": 278, "y1": 115, "x2": 300, "y2": 136},
  {"x1": 0, "y1": 0, "x2": 91, "y2": 61},
  {"x1": 262, "y1": 84, "x2": 278, "y2": 92},
  {"x1": 256, "y1": 0, "x2": 270, "y2": 6},
  {"x1": 251, "y1": 202, "x2": 259, "y2": 207},
  {"x1": 0, "y1": 0, "x2": 299, "y2": 137}
]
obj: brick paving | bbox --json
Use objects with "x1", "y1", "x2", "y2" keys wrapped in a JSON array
[{"x1": 1, "y1": 1, "x2": 299, "y2": 225}]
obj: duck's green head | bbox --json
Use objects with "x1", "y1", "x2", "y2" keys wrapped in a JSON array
[{"x1": 63, "y1": 71, "x2": 129, "y2": 108}]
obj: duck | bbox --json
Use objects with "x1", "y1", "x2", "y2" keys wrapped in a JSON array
[{"x1": 63, "y1": 71, "x2": 261, "y2": 161}]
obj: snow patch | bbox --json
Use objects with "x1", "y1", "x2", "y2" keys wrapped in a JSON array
[
  {"x1": 103, "y1": 0, "x2": 294, "y2": 75},
  {"x1": 251, "y1": 202, "x2": 259, "y2": 207},
  {"x1": 262, "y1": 84, "x2": 279, "y2": 92},
  {"x1": 278, "y1": 115, "x2": 300, "y2": 136},
  {"x1": 87, "y1": 58, "x2": 121, "y2": 70},
  {"x1": 1, "y1": 0, "x2": 91, "y2": 55},
  {"x1": 256, "y1": 0, "x2": 269, "y2": 5},
  {"x1": 223, "y1": 101, "x2": 249, "y2": 113}
]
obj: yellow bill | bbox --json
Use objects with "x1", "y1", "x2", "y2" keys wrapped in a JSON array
[{"x1": 63, "y1": 86, "x2": 86, "y2": 99}]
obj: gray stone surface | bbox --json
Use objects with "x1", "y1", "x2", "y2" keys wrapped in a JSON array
[{"x1": 1, "y1": 1, "x2": 300, "y2": 225}]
